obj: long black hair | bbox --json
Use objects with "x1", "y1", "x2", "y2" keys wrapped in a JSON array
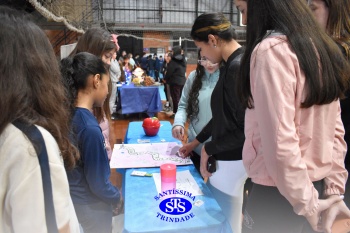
[
  {"x1": 60, "y1": 52, "x2": 109, "y2": 118},
  {"x1": 237, "y1": 0, "x2": 350, "y2": 109},
  {"x1": 186, "y1": 50, "x2": 206, "y2": 122},
  {"x1": 322, "y1": 0, "x2": 350, "y2": 60}
]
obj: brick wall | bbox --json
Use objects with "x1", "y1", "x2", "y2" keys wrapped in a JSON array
[{"x1": 143, "y1": 31, "x2": 171, "y2": 54}]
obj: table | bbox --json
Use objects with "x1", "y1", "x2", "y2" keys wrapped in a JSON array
[
  {"x1": 120, "y1": 121, "x2": 232, "y2": 233},
  {"x1": 124, "y1": 166, "x2": 232, "y2": 233},
  {"x1": 124, "y1": 121, "x2": 179, "y2": 144},
  {"x1": 120, "y1": 84, "x2": 162, "y2": 116},
  {"x1": 118, "y1": 121, "x2": 180, "y2": 196}
]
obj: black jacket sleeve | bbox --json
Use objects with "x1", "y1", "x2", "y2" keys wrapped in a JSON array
[
  {"x1": 196, "y1": 119, "x2": 213, "y2": 143},
  {"x1": 204, "y1": 59, "x2": 245, "y2": 158}
]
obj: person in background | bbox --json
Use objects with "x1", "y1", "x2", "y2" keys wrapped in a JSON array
[
  {"x1": 140, "y1": 52, "x2": 149, "y2": 75},
  {"x1": 235, "y1": 0, "x2": 350, "y2": 232},
  {"x1": 69, "y1": 27, "x2": 117, "y2": 159},
  {"x1": 154, "y1": 53, "x2": 161, "y2": 82},
  {"x1": 0, "y1": 6, "x2": 80, "y2": 232},
  {"x1": 172, "y1": 50, "x2": 220, "y2": 172},
  {"x1": 158, "y1": 55, "x2": 164, "y2": 80},
  {"x1": 148, "y1": 54, "x2": 156, "y2": 79},
  {"x1": 162, "y1": 52, "x2": 173, "y2": 112},
  {"x1": 164, "y1": 46, "x2": 187, "y2": 118},
  {"x1": 307, "y1": 0, "x2": 350, "y2": 208},
  {"x1": 134, "y1": 54, "x2": 141, "y2": 67},
  {"x1": 190, "y1": 12, "x2": 248, "y2": 233},
  {"x1": 61, "y1": 52, "x2": 122, "y2": 233},
  {"x1": 128, "y1": 53, "x2": 135, "y2": 68},
  {"x1": 110, "y1": 51, "x2": 122, "y2": 119},
  {"x1": 118, "y1": 50, "x2": 127, "y2": 64},
  {"x1": 123, "y1": 55, "x2": 133, "y2": 84}
]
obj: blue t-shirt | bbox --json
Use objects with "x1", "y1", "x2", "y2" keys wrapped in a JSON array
[{"x1": 68, "y1": 108, "x2": 120, "y2": 205}]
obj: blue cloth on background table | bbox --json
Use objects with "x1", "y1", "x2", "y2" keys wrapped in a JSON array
[
  {"x1": 120, "y1": 84, "x2": 162, "y2": 116},
  {"x1": 123, "y1": 165, "x2": 232, "y2": 233}
]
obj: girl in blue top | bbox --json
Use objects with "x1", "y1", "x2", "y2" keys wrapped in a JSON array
[
  {"x1": 61, "y1": 52, "x2": 122, "y2": 233},
  {"x1": 172, "y1": 50, "x2": 220, "y2": 170}
]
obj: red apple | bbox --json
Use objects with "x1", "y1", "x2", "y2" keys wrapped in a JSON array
[{"x1": 142, "y1": 117, "x2": 160, "y2": 136}]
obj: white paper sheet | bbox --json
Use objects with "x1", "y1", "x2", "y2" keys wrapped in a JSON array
[
  {"x1": 152, "y1": 170, "x2": 203, "y2": 196},
  {"x1": 110, "y1": 142, "x2": 192, "y2": 168}
]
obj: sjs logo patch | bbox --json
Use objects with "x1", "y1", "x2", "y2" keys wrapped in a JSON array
[
  {"x1": 154, "y1": 189, "x2": 196, "y2": 222},
  {"x1": 159, "y1": 197, "x2": 192, "y2": 215}
]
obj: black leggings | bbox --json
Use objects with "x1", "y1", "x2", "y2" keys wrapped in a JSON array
[
  {"x1": 242, "y1": 181, "x2": 323, "y2": 233},
  {"x1": 169, "y1": 84, "x2": 184, "y2": 114}
]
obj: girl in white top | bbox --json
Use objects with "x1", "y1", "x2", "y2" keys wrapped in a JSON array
[{"x1": 0, "y1": 6, "x2": 80, "y2": 233}]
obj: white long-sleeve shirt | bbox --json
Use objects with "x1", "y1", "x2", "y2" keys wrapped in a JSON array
[
  {"x1": 0, "y1": 124, "x2": 80, "y2": 233},
  {"x1": 110, "y1": 59, "x2": 121, "y2": 83}
]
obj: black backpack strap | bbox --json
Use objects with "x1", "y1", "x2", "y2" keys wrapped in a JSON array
[{"x1": 13, "y1": 120, "x2": 59, "y2": 233}]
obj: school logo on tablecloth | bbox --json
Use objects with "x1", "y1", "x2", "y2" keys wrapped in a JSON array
[{"x1": 154, "y1": 189, "x2": 196, "y2": 222}]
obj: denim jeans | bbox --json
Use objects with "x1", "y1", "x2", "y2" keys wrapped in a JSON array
[{"x1": 149, "y1": 69, "x2": 155, "y2": 78}]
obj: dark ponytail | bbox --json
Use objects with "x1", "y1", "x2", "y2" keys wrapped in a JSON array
[
  {"x1": 186, "y1": 50, "x2": 205, "y2": 122},
  {"x1": 60, "y1": 52, "x2": 109, "y2": 117}
]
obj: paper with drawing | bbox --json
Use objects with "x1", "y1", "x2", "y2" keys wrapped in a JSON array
[{"x1": 110, "y1": 142, "x2": 192, "y2": 168}]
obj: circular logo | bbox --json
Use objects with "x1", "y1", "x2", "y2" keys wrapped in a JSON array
[{"x1": 159, "y1": 197, "x2": 192, "y2": 215}]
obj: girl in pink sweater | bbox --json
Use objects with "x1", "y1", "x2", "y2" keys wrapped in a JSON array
[{"x1": 235, "y1": 0, "x2": 350, "y2": 232}]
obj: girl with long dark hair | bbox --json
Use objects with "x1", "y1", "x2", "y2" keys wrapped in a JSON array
[
  {"x1": 307, "y1": 0, "x2": 350, "y2": 209},
  {"x1": 61, "y1": 52, "x2": 122, "y2": 233},
  {"x1": 234, "y1": 0, "x2": 350, "y2": 232},
  {"x1": 190, "y1": 12, "x2": 248, "y2": 233}
]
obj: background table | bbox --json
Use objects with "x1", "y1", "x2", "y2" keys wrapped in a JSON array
[
  {"x1": 118, "y1": 121, "x2": 232, "y2": 233},
  {"x1": 120, "y1": 84, "x2": 162, "y2": 116}
]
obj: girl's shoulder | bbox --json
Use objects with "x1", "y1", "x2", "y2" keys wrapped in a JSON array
[
  {"x1": 187, "y1": 70, "x2": 197, "y2": 80},
  {"x1": 253, "y1": 34, "x2": 291, "y2": 60},
  {"x1": 258, "y1": 34, "x2": 288, "y2": 51}
]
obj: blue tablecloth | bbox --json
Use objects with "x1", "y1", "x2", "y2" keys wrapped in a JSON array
[
  {"x1": 120, "y1": 121, "x2": 232, "y2": 233},
  {"x1": 124, "y1": 121, "x2": 180, "y2": 144},
  {"x1": 118, "y1": 121, "x2": 180, "y2": 199},
  {"x1": 123, "y1": 166, "x2": 232, "y2": 233},
  {"x1": 120, "y1": 84, "x2": 162, "y2": 116}
]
